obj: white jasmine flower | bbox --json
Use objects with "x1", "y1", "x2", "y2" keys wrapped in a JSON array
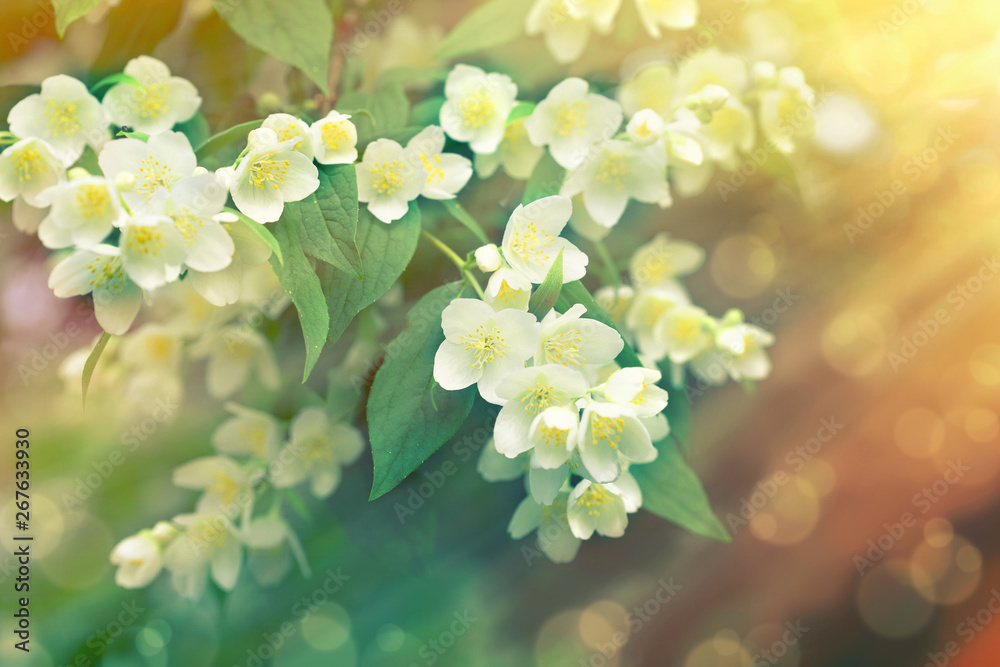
[
  {"x1": 190, "y1": 325, "x2": 281, "y2": 399},
  {"x1": 528, "y1": 464, "x2": 570, "y2": 505},
  {"x1": 493, "y1": 364, "x2": 590, "y2": 458},
  {"x1": 618, "y1": 64, "x2": 675, "y2": 118},
  {"x1": 11, "y1": 197, "x2": 46, "y2": 234},
  {"x1": 309, "y1": 110, "x2": 358, "y2": 164},
  {"x1": 162, "y1": 513, "x2": 241, "y2": 600},
  {"x1": 8, "y1": 74, "x2": 108, "y2": 165},
  {"x1": 102, "y1": 56, "x2": 202, "y2": 135},
  {"x1": 577, "y1": 401, "x2": 656, "y2": 482},
  {"x1": 509, "y1": 491, "x2": 581, "y2": 562},
  {"x1": 624, "y1": 283, "x2": 691, "y2": 358},
  {"x1": 433, "y1": 298, "x2": 541, "y2": 404},
  {"x1": 478, "y1": 438, "x2": 529, "y2": 482},
  {"x1": 634, "y1": 0, "x2": 698, "y2": 38},
  {"x1": 406, "y1": 125, "x2": 473, "y2": 199},
  {"x1": 164, "y1": 173, "x2": 234, "y2": 273},
  {"x1": 110, "y1": 532, "x2": 163, "y2": 589},
  {"x1": 675, "y1": 50, "x2": 750, "y2": 99},
  {"x1": 440, "y1": 65, "x2": 518, "y2": 154},
  {"x1": 560, "y1": 139, "x2": 670, "y2": 226},
  {"x1": 758, "y1": 67, "x2": 816, "y2": 155},
  {"x1": 484, "y1": 267, "x2": 532, "y2": 312},
  {"x1": 529, "y1": 406, "x2": 580, "y2": 469},
  {"x1": 662, "y1": 108, "x2": 706, "y2": 166},
  {"x1": 231, "y1": 128, "x2": 320, "y2": 224},
  {"x1": 173, "y1": 455, "x2": 253, "y2": 519},
  {"x1": 186, "y1": 212, "x2": 273, "y2": 306},
  {"x1": 524, "y1": 78, "x2": 623, "y2": 169},
  {"x1": 716, "y1": 321, "x2": 776, "y2": 380},
  {"x1": 594, "y1": 284, "x2": 634, "y2": 332},
  {"x1": 35, "y1": 176, "x2": 123, "y2": 249},
  {"x1": 695, "y1": 96, "x2": 756, "y2": 169},
  {"x1": 567, "y1": 479, "x2": 633, "y2": 538},
  {"x1": 48, "y1": 244, "x2": 142, "y2": 334},
  {"x1": 119, "y1": 323, "x2": 184, "y2": 371},
  {"x1": 474, "y1": 117, "x2": 544, "y2": 180},
  {"x1": 270, "y1": 408, "x2": 365, "y2": 498},
  {"x1": 501, "y1": 195, "x2": 588, "y2": 283},
  {"x1": 262, "y1": 112, "x2": 314, "y2": 159},
  {"x1": 0, "y1": 138, "x2": 65, "y2": 207},
  {"x1": 356, "y1": 138, "x2": 422, "y2": 223},
  {"x1": 654, "y1": 304, "x2": 711, "y2": 364},
  {"x1": 212, "y1": 403, "x2": 283, "y2": 460},
  {"x1": 602, "y1": 366, "x2": 669, "y2": 417},
  {"x1": 536, "y1": 303, "x2": 623, "y2": 369},
  {"x1": 628, "y1": 232, "x2": 705, "y2": 288},
  {"x1": 119, "y1": 215, "x2": 187, "y2": 290},
  {"x1": 626, "y1": 109, "x2": 666, "y2": 146},
  {"x1": 475, "y1": 243, "x2": 502, "y2": 273},
  {"x1": 526, "y1": 0, "x2": 591, "y2": 65},
  {"x1": 98, "y1": 131, "x2": 197, "y2": 213}
]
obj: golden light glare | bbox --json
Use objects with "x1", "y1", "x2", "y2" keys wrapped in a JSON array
[
  {"x1": 910, "y1": 537, "x2": 983, "y2": 605},
  {"x1": 893, "y1": 408, "x2": 947, "y2": 458}
]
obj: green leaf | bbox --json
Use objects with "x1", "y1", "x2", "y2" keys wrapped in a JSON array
[
  {"x1": 631, "y1": 439, "x2": 731, "y2": 542},
  {"x1": 440, "y1": 199, "x2": 489, "y2": 244},
  {"x1": 338, "y1": 81, "x2": 410, "y2": 147},
  {"x1": 660, "y1": 372, "x2": 692, "y2": 455},
  {"x1": 527, "y1": 248, "x2": 562, "y2": 319},
  {"x1": 82, "y1": 331, "x2": 111, "y2": 407},
  {"x1": 434, "y1": 0, "x2": 534, "y2": 61},
  {"x1": 194, "y1": 119, "x2": 263, "y2": 161},
  {"x1": 214, "y1": 0, "x2": 333, "y2": 94},
  {"x1": 318, "y1": 204, "x2": 421, "y2": 346},
  {"x1": 377, "y1": 66, "x2": 449, "y2": 88},
  {"x1": 282, "y1": 164, "x2": 362, "y2": 279},
  {"x1": 175, "y1": 112, "x2": 212, "y2": 148},
  {"x1": 223, "y1": 207, "x2": 283, "y2": 265},
  {"x1": 90, "y1": 73, "x2": 142, "y2": 93},
  {"x1": 523, "y1": 151, "x2": 566, "y2": 204},
  {"x1": 53, "y1": 0, "x2": 101, "y2": 37},
  {"x1": 115, "y1": 130, "x2": 149, "y2": 142},
  {"x1": 556, "y1": 281, "x2": 642, "y2": 368},
  {"x1": 93, "y1": 0, "x2": 184, "y2": 72},
  {"x1": 368, "y1": 282, "x2": 475, "y2": 500},
  {"x1": 269, "y1": 217, "x2": 330, "y2": 381},
  {"x1": 410, "y1": 96, "x2": 445, "y2": 128},
  {"x1": 508, "y1": 101, "x2": 535, "y2": 123}
]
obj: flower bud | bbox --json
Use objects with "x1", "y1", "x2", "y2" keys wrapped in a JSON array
[
  {"x1": 475, "y1": 244, "x2": 502, "y2": 273},
  {"x1": 67, "y1": 167, "x2": 90, "y2": 181},
  {"x1": 151, "y1": 521, "x2": 178, "y2": 545}
]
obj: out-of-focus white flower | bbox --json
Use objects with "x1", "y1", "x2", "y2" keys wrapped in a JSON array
[
  {"x1": 694, "y1": 96, "x2": 756, "y2": 170},
  {"x1": 757, "y1": 66, "x2": 816, "y2": 154},
  {"x1": 212, "y1": 403, "x2": 283, "y2": 460},
  {"x1": 433, "y1": 298, "x2": 540, "y2": 404},
  {"x1": 509, "y1": 491, "x2": 581, "y2": 562},
  {"x1": 577, "y1": 401, "x2": 656, "y2": 482},
  {"x1": 35, "y1": 176, "x2": 123, "y2": 249},
  {"x1": 118, "y1": 215, "x2": 187, "y2": 290},
  {"x1": 493, "y1": 364, "x2": 590, "y2": 458},
  {"x1": 0, "y1": 138, "x2": 65, "y2": 207},
  {"x1": 628, "y1": 232, "x2": 705, "y2": 288},
  {"x1": 186, "y1": 212, "x2": 273, "y2": 306},
  {"x1": 473, "y1": 117, "x2": 544, "y2": 180},
  {"x1": 675, "y1": 50, "x2": 750, "y2": 100},
  {"x1": 405, "y1": 125, "x2": 473, "y2": 200},
  {"x1": 624, "y1": 282, "x2": 691, "y2": 358},
  {"x1": 8, "y1": 74, "x2": 108, "y2": 165},
  {"x1": 309, "y1": 110, "x2": 358, "y2": 164},
  {"x1": 173, "y1": 455, "x2": 253, "y2": 519},
  {"x1": 110, "y1": 532, "x2": 163, "y2": 589},
  {"x1": 262, "y1": 113, "x2": 314, "y2": 160},
  {"x1": 162, "y1": 513, "x2": 242, "y2": 600},
  {"x1": 654, "y1": 304, "x2": 711, "y2": 364},
  {"x1": 535, "y1": 304, "x2": 623, "y2": 369},
  {"x1": 48, "y1": 244, "x2": 142, "y2": 334},
  {"x1": 242, "y1": 514, "x2": 310, "y2": 586},
  {"x1": 190, "y1": 325, "x2": 281, "y2": 399},
  {"x1": 440, "y1": 65, "x2": 518, "y2": 154},
  {"x1": 524, "y1": 78, "x2": 623, "y2": 170},
  {"x1": 634, "y1": 0, "x2": 698, "y2": 38},
  {"x1": 560, "y1": 139, "x2": 670, "y2": 226},
  {"x1": 119, "y1": 323, "x2": 184, "y2": 370},
  {"x1": 477, "y1": 438, "x2": 529, "y2": 482},
  {"x1": 98, "y1": 131, "x2": 197, "y2": 213},
  {"x1": 618, "y1": 64, "x2": 675, "y2": 118},
  {"x1": 484, "y1": 266, "x2": 532, "y2": 311},
  {"x1": 526, "y1": 0, "x2": 590, "y2": 65},
  {"x1": 230, "y1": 128, "x2": 320, "y2": 224},
  {"x1": 270, "y1": 408, "x2": 365, "y2": 498},
  {"x1": 501, "y1": 195, "x2": 588, "y2": 283},
  {"x1": 102, "y1": 56, "x2": 202, "y2": 135},
  {"x1": 356, "y1": 138, "x2": 422, "y2": 223},
  {"x1": 715, "y1": 320, "x2": 776, "y2": 381}
]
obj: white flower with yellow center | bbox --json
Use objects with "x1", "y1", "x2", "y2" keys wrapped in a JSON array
[
  {"x1": 190, "y1": 325, "x2": 281, "y2": 399},
  {"x1": 662, "y1": 108, "x2": 706, "y2": 167},
  {"x1": 715, "y1": 320, "x2": 776, "y2": 381},
  {"x1": 406, "y1": 125, "x2": 473, "y2": 200},
  {"x1": 675, "y1": 50, "x2": 750, "y2": 100},
  {"x1": 501, "y1": 195, "x2": 588, "y2": 283},
  {"x1": 186, "y1": 211, "x2": 274, "y2": 306},
  {"x1": 525, "y1": 78, "x2": 623, "y2": 170},
  {"x1": 536, "y1": 303, "x2": 623, "y2": 369},
  {"x1": 35, "y1": 176, "x2": 122, "y2": 249},
  {"x1": 270, "y1": 407, "x2": 365, "y2": 498},
  {"x1": 119, "y1": 323, "x2": 184, "y2": 371},
  {"x1": 567, "y1": 473, "x2": 641, "y2": 539},
  {"x1": 509, "y1": 490, "x2": 581, "y2": 562},
  {"x1": 162, "y1": 513, "x2": 241, "y2": 600},
  {"x1": 493, "y1": 364, "x2": 589, "y2": 458},
  {"x1": 484, "y1": 267, "x2": 532, "y2": 312},
  {"x1": 110, "y1": 531, "x2": 163, "y2": 589},
  {"x1": 526, "y1": 0, "x2": 590, "y2": 65},
  {"x1": 102, "y1": 56, "x2": 202, "y2": 135},
  {"x1": 602, "y1": 366, "x2": 669, "y2": 418},
  {"x1": 626, "y1": 108, "x2": 665, "y2": 146},
  {"x1": 212, "y1": 403, "x2": 283, "y2": 460},
  {"x1": 693, "y1": 96, "x2": 756, "y2": 170},
  {"x1": 577, "y1": 401, "x2": 656, "y2": 482},
  {"x1": 98, "y1": 131, "x2": 197, "y2": 213},
  {"x1": 594, "y1": 284, "x2": 634, "y2": 332},
  {"x1": 119, "y1": 214, "x2": 187, "y2": 290},
  {"x1": 231, "y1": 128, "x2": 320, "y2": 224},
  {"x1": 309, "y1": 110, "x2": 358, "y2": 164},
  {"x1": 173, "y1": 455, "x2": 253, "y2": 519},
  {"x1": 634, "y1": 0, "x2": 698, "y2": 38},
  {"x1": 163, "y1": 172, "x2": 234, "y2": 273},
  {"x1": 8, "y1": 74, "x2": 108, "y2": 165},
  {"x1": 355, "y1": 138, "x2": 422, "y2": 223},
  {"x1": 757, "y1": 66, "x2": 816, "y2": 155},
  {"x1": 440, "y1": 64, "x2": 518, "y2": 154},
  {"x1": 48, "y1": 244, "x2": 142, "y2": 334},
  {"x1": 0, "y1": 138, "x2": 65, "y2": 207},
  {"x1": 474, "y1": 117, "x2": 544, "y2": 180},
  {"x1": 433, "y1": 298, "x2": 541, "y2": 404},
  {"x1": 529, "y1": 406, "x2": 580, "y2": 470},
  {"x1": 654, "y1": 304, "x2": 711, "y2": 364},
  {"x1": 262, "y1": 112, "x2": 314, "y2": 159},
  {"x1": 624, "y1": 283, "x2": 690, "y2": 358},
  {"x1": 629, "y1": 232, "x2": 705, "y2": 288},
  {"x1": 561, "y1": 139, "x2": 670, "y2": 226}
]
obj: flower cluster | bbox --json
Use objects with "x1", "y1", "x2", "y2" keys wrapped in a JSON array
[{"x1": 109, "y1": 402, "x2": 365, "y2": 598}]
